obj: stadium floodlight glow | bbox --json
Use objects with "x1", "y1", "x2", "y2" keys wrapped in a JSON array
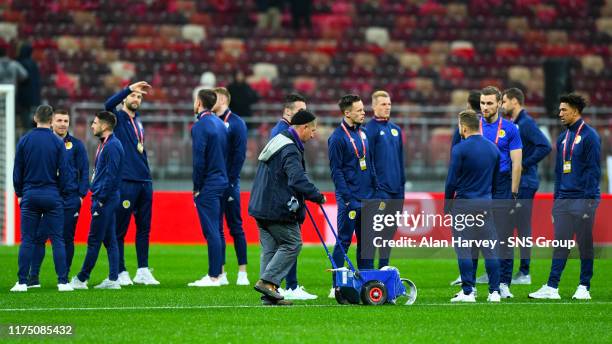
[{"x1": 0, "y1": 84, "x2": 15, "y2": 246}]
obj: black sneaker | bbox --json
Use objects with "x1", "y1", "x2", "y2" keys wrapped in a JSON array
[{"x1": 27, "y1": 275, "x2": 40, "y2": 288}]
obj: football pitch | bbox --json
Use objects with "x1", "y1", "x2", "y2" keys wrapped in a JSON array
[{"x1": 0, "y1": 244, "x2": 610, "y2": 343}]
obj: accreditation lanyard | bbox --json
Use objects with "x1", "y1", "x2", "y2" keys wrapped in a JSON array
[
  {"x1": 341, "y1": 122, "x2": 367, "y2": 170},
  {"x1": 93, "y1": 136, "x2": 109, "y2": 180},
  {"x1": 128, "y1": 115, "x2": 143, "y2": 145},
  {"x1": 562, "y1": 121, "x2": 585, "y2": 173},
  {"x1": 480, "y1": 116, "x2": 503, "y2": 146},
  {"x1": 223, "y1": 109, "x2": 232, "y2": 124}
]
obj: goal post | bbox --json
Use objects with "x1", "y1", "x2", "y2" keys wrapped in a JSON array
[{"x1": 0, "y1": 84, "x2": 16, "y2": 246}]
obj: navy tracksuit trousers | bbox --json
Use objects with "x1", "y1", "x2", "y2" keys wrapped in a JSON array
[
  {"x1": 30, "y1": 195, "x2": 82, "y2": 277},
  {"x1": 77, "y1": 196, "x2": 120, "y2": 282},
  {"x1": 18, "y1": 189, "x2": 68, "y2": 284},
  {"x1": 115, "y1": 181, "x2": 152, "y2": 271}
]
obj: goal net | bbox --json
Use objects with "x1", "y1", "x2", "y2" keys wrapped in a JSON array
[{"x1": 0, "y1": 85, "x2": 15, "y2": 245}]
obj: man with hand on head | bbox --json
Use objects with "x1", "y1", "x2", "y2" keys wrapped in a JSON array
[
  {"x1": 70, "y1": 111, "x2": 124, "y2": 290},
  {"x1": 28, "y1": 109, "x2": 89, "y2": 288},
  {"x1": 249, "y1": 109, "x2": 326, "y2": 306},
  {"x1": 104, "y1": 81, "x2": 159, "y2": 286},
  {"x1": 12, "y1": 105, "x2": 72, "y2": 292}
]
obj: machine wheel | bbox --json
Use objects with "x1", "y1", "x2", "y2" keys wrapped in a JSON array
[{"x1": 360, "y1": 281, "x2": 387, "y2": 305}]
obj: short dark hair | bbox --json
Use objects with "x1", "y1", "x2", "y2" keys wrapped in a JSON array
[
  {"x1": 96, "y1": 111, "x2": 117, "y2": 130},
  {"x1": 284, "y1": 93, "x2": 306, "y2": 110},
  {"x1": 338, "y1": 94, "x2": 361, "y2": 113},
  {"x1": 197, "y1": 89, "x2": 217, "y2": 110},
  {"x1": 53, "y1": 109, "x2": 70, "y2": 119},
  {"x1": 467, "y1": 90, "x2": 481, "y2": 111},
  {"x1": 503, "y1": 88, "x2": 525, "y2": 106},
  {"x1": 559, "y1": 93, "x2": 587, "y2": 114},
  {"x1": 459, "y1": 109, "x2": 480, "y2": 132},
  {"x1": 481, "y1": 86, "x2": 501, "y2": 102},
  {"x1": 34, "y1": 105, "x2": 54, "y2": 123}
]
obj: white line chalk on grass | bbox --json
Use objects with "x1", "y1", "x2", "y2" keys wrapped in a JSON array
[{"x1": 1, "y1": 302, "x2": 611, "y2": 312}]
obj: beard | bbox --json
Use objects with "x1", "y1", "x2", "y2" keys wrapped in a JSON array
[{"x1": 127, "y1": 102, "x2": 139, "y2": 111}]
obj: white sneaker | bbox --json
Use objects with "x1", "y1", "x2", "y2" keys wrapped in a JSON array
[
  {"x1": 133, "y1": 268, "x2": 160, "y2": 285},
  {"x1": 58, "y1": 283, "x2": 74, "y2": 292},
  {"x1": 118, "y1": 271, "x2": 134, "y2": 286},
  {"x1": 278, "y1": 287, "x2": 287, "y2": 297},
  {"x1": 236, "y1": 271, "x2": 250, "y2": 286},
  {"x1": 572, "y1": 285, "x2": 591, "y2": 300},
  {"x1": 284, "y1": 286, "x2": 318, "y2": 300},
  {"x1": 487, "y1": 291, "x2": 501, "y2": 302},
  {"x1": 187, "y1": 275, "x2": 221, "y2": 287},
  {"x1": 454, "y1": 287, "x2": 477, "y2": 298},
  {"x1": 450, "y1": 275, "x2": 462, "y2": 286},
  {"x1": 218, "y1": 273, "x2": 229, "y2": 286},
  {"x1": 94, "y1": 279, "x2": 121, "y2": 290},
  {"x1": 500, "y1": 283, "x2": 514, "y2": 298},
  {"x1": 10, "y1": 282, "x2": 27, "y2": 292},
  {"x1": 328, "y1": 287, "x2": 335, "y2": 299},
  {"x1": 476, "y1": 274, "x2": 489, "y2": 284},
  {"x1": 70, "y1": 276, "x2": 88, "y2": 290},
  {"x1": 512, "y1": 272, "x2": 532, "y2": 285},
  {"x1": 450, "y1": 291, "x2": 476, "y2": 302},
  {"x1": 529, "y1": 285, "x2": 561, "y2": 299}
]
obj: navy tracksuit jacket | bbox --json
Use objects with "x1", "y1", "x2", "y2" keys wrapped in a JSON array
[
  {"x1": 14, "y1": 127, "x2": 71, "y2": 284},
  {"x1": 328, "y1": 119, "x2": 377, "y2": 272},
  {"x1": 192, "y1": 110, "x2": 229, "y2": 278},
  {"x1": 270, "y1": 118, "x2": 291, "y2": 139},
  {"x1": 364, "y1": 117, "x2": 405, "y2": 268},
  {"x1": 218, "y1": 109, "x2": 248, "y2": 267},
  {"x1": 548, "y1": 118, "x2": 601, "y2": 290},
  {"x1": 512, "y1": 110, "x2": 551, "y2": 275},
  {"x1": 31, "y1": 133, "x2": 89, "y2": 277},
  {"x1": 77, "y1": 134, "x2": 124, "y2": 282},
  {"x1": 105, "y1": 87, "x2": 153, "y2": 271}
]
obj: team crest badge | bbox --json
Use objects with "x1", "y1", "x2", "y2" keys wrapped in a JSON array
[
  {"x1": 391, "y1": 129, "x2": 399, "y2": 136},
  {"x1": 498, "y1": 129, "x2": 506, "y2": 138},
  {"x1": 65, "y1": 141, "x2": 73, "y2": 149},
  {"x1": 122, "y1": 200, "x2": 131, "y2": 209},
  {"x1": 349, "y1": 210, "x2": 357, "y2": 220},
  {"x1": 574, "y1": 135, "x2": 582, "y2": 144},
  {"x1": 225, "y1": 122, "x2": 230, "y2": 128},
  {"x1": 378, "y1": 201, "x2": 386, "y2": 211},
  {"x1": 360, "y1": 132, "x2": 367, "y2": 140}
]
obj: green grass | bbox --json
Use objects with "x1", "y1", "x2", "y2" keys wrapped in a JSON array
[{"x1": 0, "y1": 244, "x2": 611, "y2": 343}]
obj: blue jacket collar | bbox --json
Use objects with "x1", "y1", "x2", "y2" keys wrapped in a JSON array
[{"x1": 568, "y1": 118, "x2": 584, "y2": 131}]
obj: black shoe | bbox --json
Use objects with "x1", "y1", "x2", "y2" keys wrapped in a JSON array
[
  {"x1": 27, "y1": 275, "x2": 40, "y2": 288},
  {"x1": 254, "y1": 280, "x2": 283, "y2": 300},
  {"x1": 260, "y1": 296, "x2": 293, "y2": 306}
]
